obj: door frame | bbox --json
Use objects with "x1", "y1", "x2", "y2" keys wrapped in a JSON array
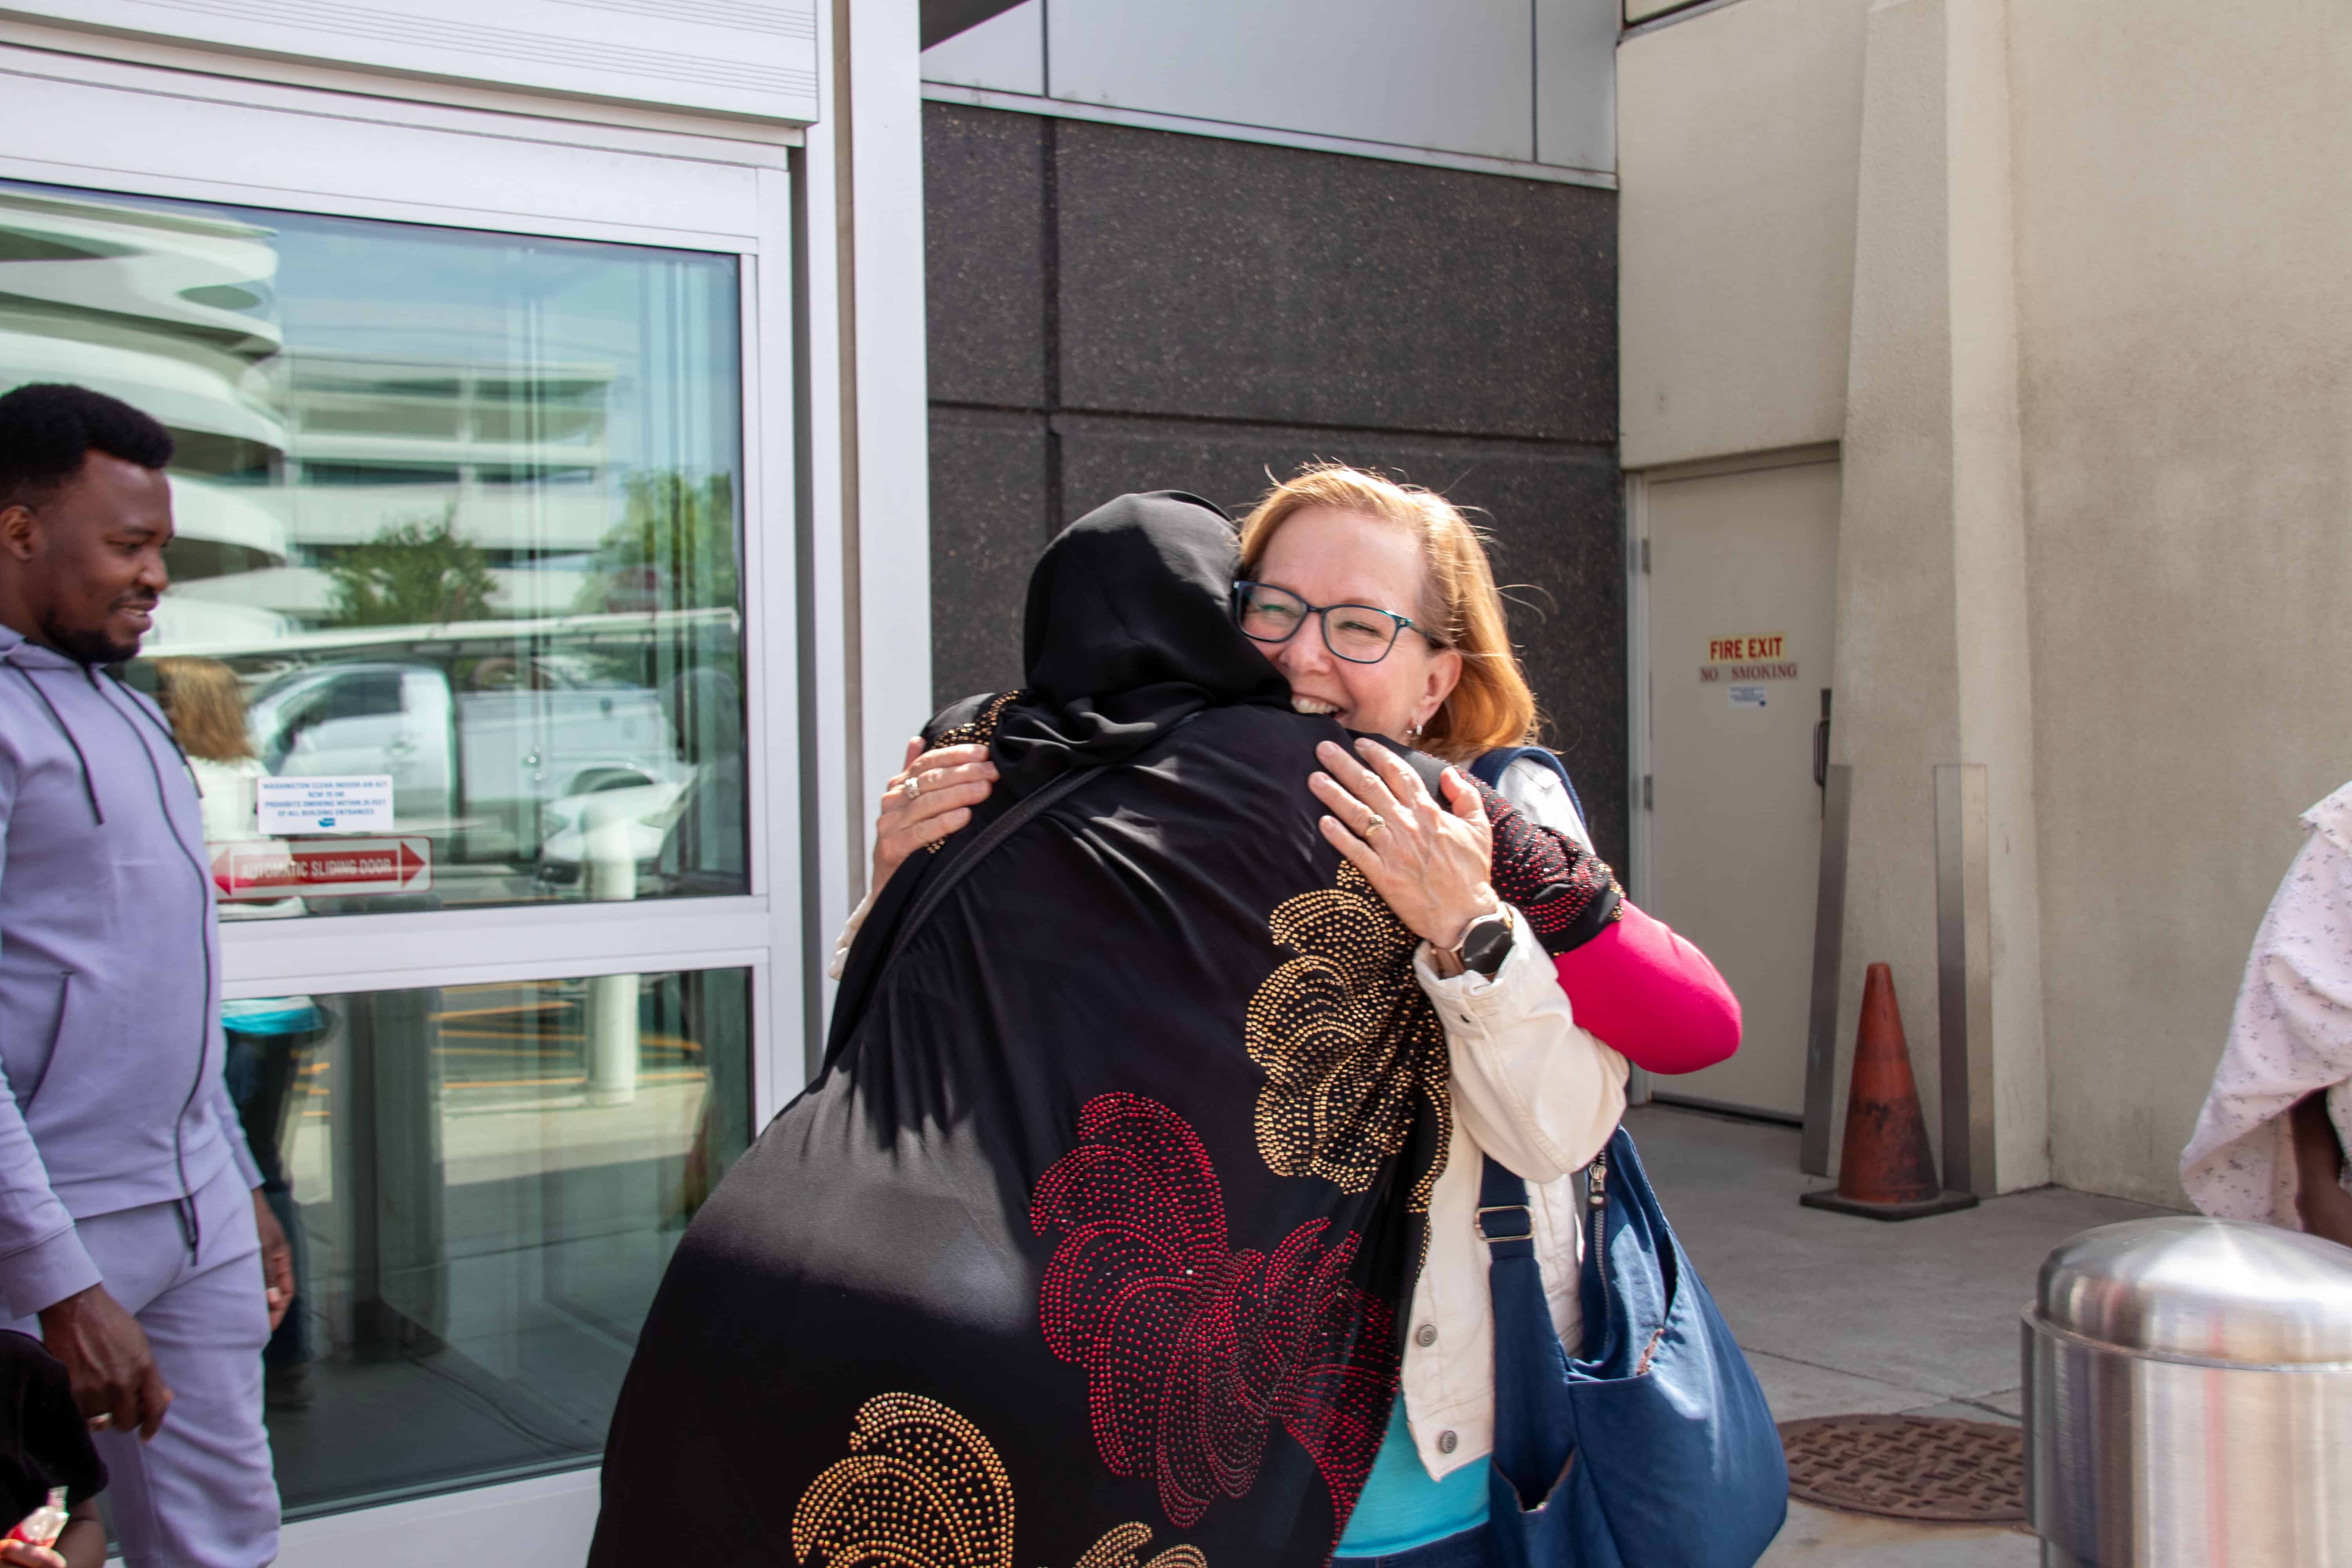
[{"x1": 1623, "y1": 443, "x2": 1840, "y2": 1116}]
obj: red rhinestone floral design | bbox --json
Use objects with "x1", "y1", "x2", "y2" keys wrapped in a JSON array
[{"x1": 1031, "y1": 1093, "x2": 1397, "y2": 1542}]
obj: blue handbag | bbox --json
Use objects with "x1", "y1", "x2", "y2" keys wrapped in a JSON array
[{"x1": 1477, "y1": 1127, "x2": 1788, "y2": 1567}]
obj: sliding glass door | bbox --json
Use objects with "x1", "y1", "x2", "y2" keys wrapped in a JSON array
[{"x1": 0, "y1": 47, "x2": 806, "y2": 1544}]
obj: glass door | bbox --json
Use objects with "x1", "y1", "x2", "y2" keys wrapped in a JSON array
[{"x1": 0, "y1": 50, "x2": 806, "y2": 1539}]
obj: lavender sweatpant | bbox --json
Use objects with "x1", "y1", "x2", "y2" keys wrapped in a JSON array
[{"x1": 12, "y1": 1160, "x2": 279, "y2": 1565}]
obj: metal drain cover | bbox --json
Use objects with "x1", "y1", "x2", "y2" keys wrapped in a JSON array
[{"x1": 1778, "y1": 1414, "x2": 2025, "y2": 1523}]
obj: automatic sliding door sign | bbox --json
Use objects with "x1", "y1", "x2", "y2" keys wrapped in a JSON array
[{"x1": 212, "y1": 837, "x2": 433, "y2": 899}]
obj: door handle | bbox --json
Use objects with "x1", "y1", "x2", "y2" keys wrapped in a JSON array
[{"x1": 1813, "y1": 688, "x2": 1833, "y2": 796}]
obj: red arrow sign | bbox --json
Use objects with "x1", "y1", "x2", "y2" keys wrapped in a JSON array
[{"x1": 212, "y1": 837, "x2": 434, "y2": 900}]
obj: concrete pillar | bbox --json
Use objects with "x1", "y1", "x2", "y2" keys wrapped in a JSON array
[{"x1": 1828, "y1": 0, "x2": 2048, "y2": 1192}]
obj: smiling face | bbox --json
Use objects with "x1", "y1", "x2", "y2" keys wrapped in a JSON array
[
  {"x1": 1246, "y1": 504, "x2": 1461, "y2": 744},
  {"x1": 0, "y1": 451, "x2": 174, "y2": 665}
]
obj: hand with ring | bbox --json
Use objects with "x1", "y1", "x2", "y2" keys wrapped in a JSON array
[
  {"x1": 871, "y1": 736, "x2": 999, "y2": 890},
  {"x1": 1308, "y1": 738, "x2": 1501, "y2": 965}
]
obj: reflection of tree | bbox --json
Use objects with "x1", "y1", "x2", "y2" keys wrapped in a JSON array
[
  {"x1": 323, "y1": 504, "x2": 498, "y2": 627},
  {"x1": 573, "y1": 472, "x2": 738, "y2": 615}
]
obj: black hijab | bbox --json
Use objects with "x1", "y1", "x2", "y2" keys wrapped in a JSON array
[{"x1": 993, "y1": 491, "x2": 1289, "y2": 796}]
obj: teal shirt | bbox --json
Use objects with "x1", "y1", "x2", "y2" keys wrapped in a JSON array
[{"x1": 1333, "y1": 1401, "x2": 1487, "y2": 1557}]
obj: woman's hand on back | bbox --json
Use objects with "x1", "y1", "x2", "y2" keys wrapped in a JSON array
[
  {"x1": 1310, "y1": 738, "x2": 1500, "y2": 964},
  {"x1": 871, "y1": 737, "x2": 998, "y2": 891}
]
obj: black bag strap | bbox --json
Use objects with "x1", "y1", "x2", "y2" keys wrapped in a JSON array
[{"x1": 878, "y1": 763, "x2": 1097, "y2": 976}]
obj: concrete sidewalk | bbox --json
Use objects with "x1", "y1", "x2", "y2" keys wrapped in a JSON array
[{"x1": 1626, "y1": 1103, "x2": 2179, "y2": 1566}]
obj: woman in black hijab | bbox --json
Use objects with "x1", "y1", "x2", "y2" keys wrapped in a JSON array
[{"x1": 589, "y1": 493, "x2": 1616, "y2": 1568}]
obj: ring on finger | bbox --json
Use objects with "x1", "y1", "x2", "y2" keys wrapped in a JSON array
[
  {"x1": 900, "y1": 774, "x2": 922, "y2": 800},
  {"x1": 1362, "y1": 812, "x2": 1386, "y2": 837}
]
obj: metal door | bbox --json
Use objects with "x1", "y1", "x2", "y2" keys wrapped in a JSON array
[{"x1": 1642, "y1": 459, "x2": 1839, "y2": 1118}]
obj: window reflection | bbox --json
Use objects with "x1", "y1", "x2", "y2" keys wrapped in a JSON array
[
  {"x1": 0, "y1": 180, "x2": 748, "y2": 910},
  {"x1": 224, "y1": 968, "x2": 751, "y2": 1514}
]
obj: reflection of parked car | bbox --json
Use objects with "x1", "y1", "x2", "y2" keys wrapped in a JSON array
[{"x1": 247, "y1": 659, "x2": 690, "y2": 864}]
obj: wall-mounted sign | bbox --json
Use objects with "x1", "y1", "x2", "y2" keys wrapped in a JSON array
[
  {"x1": 1701, "y1": 633, "x2": 1797, "y2": 685},
  {"x1": 258, "y1": 776, "x2": 394, "y2": 835},
  {"x1": 213, "y1": 837, "x2": 433, "y2": 900}
]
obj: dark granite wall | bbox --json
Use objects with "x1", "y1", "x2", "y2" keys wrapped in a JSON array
[{"x1": 922, "y1": 103, "x2": 1627, "y2": 869}]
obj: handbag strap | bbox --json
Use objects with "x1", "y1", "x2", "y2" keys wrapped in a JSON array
[{"x1": 1475, "y1": 1154, "x2": 1538, "y2": 1257}]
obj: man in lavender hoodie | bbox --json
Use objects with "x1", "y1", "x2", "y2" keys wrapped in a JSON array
[{"x1": 0, "y1": 383, "x2": 293, "y2": 1564}]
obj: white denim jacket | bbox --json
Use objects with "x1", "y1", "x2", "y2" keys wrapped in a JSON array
[
  {"x1": 1398, "y1": 759, "x2": 1627, "y2": 1481},
  {"x1": 829, "y1": 759, "x2": 1627, "y2": 1482}
]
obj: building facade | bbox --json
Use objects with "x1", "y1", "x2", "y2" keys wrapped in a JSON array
[
  {"x1": 1618, "y1": 0, "x2": 2352, "y2": 1207},
  {"x1": 0, "y1": 0, "x2": 1626, "y2": 1560}
]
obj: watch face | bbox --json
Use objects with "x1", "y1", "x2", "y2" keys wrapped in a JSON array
[{"x1": 1461, "y1": 913, "x2": 1513, "y2": 975}]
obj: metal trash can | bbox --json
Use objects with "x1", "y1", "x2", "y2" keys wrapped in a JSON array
[{"x1": 2024, "y1": 1216, "x2": 2352, "y2": 1566}]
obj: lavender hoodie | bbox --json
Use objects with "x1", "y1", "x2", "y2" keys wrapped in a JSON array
[{"x1": 0, "y1": 626, "x2": 261, "y2": 1320}]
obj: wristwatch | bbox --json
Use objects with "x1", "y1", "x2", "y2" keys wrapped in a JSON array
[{"x1": 1450, "y1": 905, "x2": 1516, "y2": 978}]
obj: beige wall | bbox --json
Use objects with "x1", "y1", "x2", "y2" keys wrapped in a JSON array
[
  {"x1": 1617, "y1": 0, "x2": 1873, "y2": 468},
  {"x1": 2009, "y1": 3, "x2": 2352, "y2": 1203},
  {"x1": 1620, "y1": 0, "x2": 2352, "y2": 1206}
]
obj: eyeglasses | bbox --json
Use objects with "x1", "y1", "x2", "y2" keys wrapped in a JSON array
[{"x1": 1232, "y1": 581, "x2": 1440, "y2": 665}]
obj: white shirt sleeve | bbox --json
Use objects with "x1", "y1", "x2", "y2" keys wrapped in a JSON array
[
  {"x1": 1416, "y1": 923, "x2": 1628, "y2": 1183},
  {"x1": 1410, "y1": 750, "x2": 1626, "y2": 1184},
  {"x1": 826, "y1": 888, "x2": 878, "y2": 982}
]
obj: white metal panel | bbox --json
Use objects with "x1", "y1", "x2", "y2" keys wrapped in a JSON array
[
  {"x1": 845, "y1": 0, "x2": 938, "y2": 892},
  {"x1": 919, "y1": 0, "x2": 1042, "y2": 96},
  {"x1": 14, "y1": 0, "x2": 818, "y2": 122},
  {"x1": 276, "y1": 1468, "x2": 599, "y2": 1567},
  {"x1": 0, "y1": 50, "x2": 767, "y2": 245},
  {"x1": 1045, "y1": 0, "x2": 1536, "y2": 162},
  {"x1": 1537, "y1": 0, "x2": 1618, "y2": 171},
  {"x1": 795, "y1": 2, "x2": 860, "y2": 1070}
]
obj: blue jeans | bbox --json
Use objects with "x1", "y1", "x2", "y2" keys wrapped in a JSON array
[{"x1": 1334, "y1": 1524, "x2": 1490, "y2": 1568}]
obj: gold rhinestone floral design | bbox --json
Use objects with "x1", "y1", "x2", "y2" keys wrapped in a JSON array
[
  {"x1": 1245, "y1": 862, "x2": 1450, "y2": 1210},
  {"x1": 932, "y1": 690, "x2": 1021, "y2": 751},
  {"x1": 793, "y1": 1393, "x2": 1205, "y2": 1568}
]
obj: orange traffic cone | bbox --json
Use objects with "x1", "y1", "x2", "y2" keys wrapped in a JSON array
[{"x1": 1799, "y1": 963, "x2": 1978, "y2": 1220}]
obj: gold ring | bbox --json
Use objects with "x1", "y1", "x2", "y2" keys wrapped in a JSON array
[{"x1": 1363, "y1": 813, "x2": 1385, "y2": 836}]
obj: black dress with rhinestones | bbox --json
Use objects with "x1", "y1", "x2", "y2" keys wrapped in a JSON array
[{"x1": 588, "y1": 494, "x2": 1619, "y2": 1568}]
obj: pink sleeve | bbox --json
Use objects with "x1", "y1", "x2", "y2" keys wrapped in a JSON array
[{"x1": 1548, "y1": 901, "x2": 1741, "y2": 1075}]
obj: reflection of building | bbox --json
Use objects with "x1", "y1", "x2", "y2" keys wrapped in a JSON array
[
  {"x1": 0, "y1": 186, "x2": 284, "y2": 464},
  {"x1": 0, "y1": 187, "x2": 625, "y2": 632},
  {"x1": 181, "y1": 352, "x2": 622, "y2": 627},
  {"x1": 0, "y1": 187, "x2": 297, "y2": 647}
]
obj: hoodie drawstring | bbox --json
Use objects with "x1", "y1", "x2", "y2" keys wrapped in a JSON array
[{"x1": 7, "y1": 663, "x2": 103, "y2": 825}]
